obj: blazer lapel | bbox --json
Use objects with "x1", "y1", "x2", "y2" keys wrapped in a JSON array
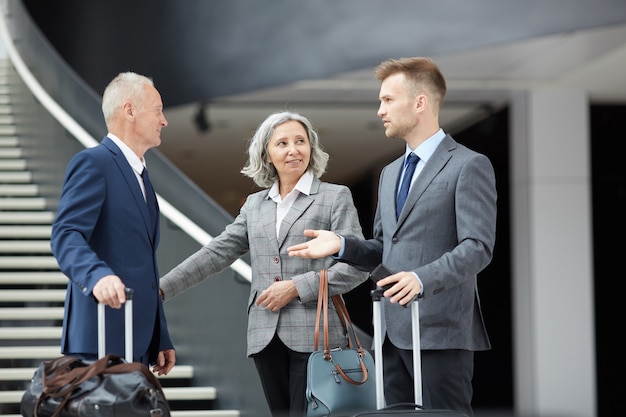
[
  {"x1": 396, "y1": 135, "x2": 456, "y2": 225},
  {"x1": 276, "y1": 178, "x2": 318, "y2": 248},
  {"x1": 379, "y1": 156, "x2": 404, "y2": 225},
  {"x1": 260, "y1": 193, "x2": 280, "y2": 252}
]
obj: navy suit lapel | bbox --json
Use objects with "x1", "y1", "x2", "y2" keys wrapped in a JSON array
[{"x1": 102, "y1": 137, "x2": 157, "y2": 244}]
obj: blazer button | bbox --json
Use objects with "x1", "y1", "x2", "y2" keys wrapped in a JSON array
[
  {"x1": 152, "y1": 282, "x2": 157, "y2": 289},
  {"x1": 274, "y1": 276, "x2": 281, "y2": 282},
  {"x1": 392, "y1": 237, "x2": 398, "y2": 243},
  {"x1": 273, "y1": 256, "x2": 280, "y2": 264}
]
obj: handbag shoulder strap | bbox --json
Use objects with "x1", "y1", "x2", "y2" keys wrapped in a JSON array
[
  {"x1": 315, "y1": 270, "x2": 371, "y2": 386},
  {"x1": 314, "y1": 269, "x2": 331, "y2": 357},
  {"x1": 315, "y1": 270, "x2": 369, "y2": 356},
  {"x1": 332, "y1": 295, "x2": 358, "y2": 350},
  {"x1": 313, "y1": 270, "x2": 325, "y2": 351}
]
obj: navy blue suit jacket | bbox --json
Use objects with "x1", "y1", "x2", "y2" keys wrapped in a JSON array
[{"x1": 51, "y1": 137, "x2": 173, "y2": 363}]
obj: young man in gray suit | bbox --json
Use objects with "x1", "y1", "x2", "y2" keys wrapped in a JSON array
[{"x1": 288, "y1": 57, "x2": 497, "y2": 417}]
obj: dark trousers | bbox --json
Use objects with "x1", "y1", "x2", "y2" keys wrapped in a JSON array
[
  {"x1": 252, "y1": 334, "x2": 310, "y2": 417},
  {"x1": 382, "y1": 336, "x2": 475, "y2": 417}
]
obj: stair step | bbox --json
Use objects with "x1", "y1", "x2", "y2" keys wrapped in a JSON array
[
  {"x1": 0, "y1": 225, "x2": 51, "y2": 238},
  {"x1": 0, "y1": 184, "x2": 39, "y2": 196},
  {"x1": 0, "y1": 307, "x2": 64, "y2": 320},
  {"x1": 0, "y1": 137, "x2": 18, "y2": 146},
  {"x1": 0, "y1": 348, "x2": 207, "y2": 370},
  {"x1": 0, "y1": 256, "x2": 59, "y2": 269},
  {"x1": 0, "y1": 345, "x2": 60, "y2": 359},
  {"x1": 0, "y1": 241, "x2": 52, "y2": 252},
  {"x1": 0, "y1": 271, "x2": 66, "y2": 284},
  {"x1": 0, "y1": 365, "x2": 194, "y2": 381},
  {"x1": 0, "y1": 197, "x2": 47, "y2": 210},
  {"x1": 0, "y1": 148, "x2": 21, "y2": 158},
  {"x1": 0, "y1": 386, "x2": 216, "y2": 404},
  {"x1": 0, "y1": 326, "x2": 62, "y2": 340},
  {"x1": 0, "y1": 289, "x2": 66, "y2": 302},
  {"x1": 0, "y1": 158, "x2": 25, "y2": 170},
  {"x1": 160, "y1": 365, "x2": 195, "y2": 380},
  {"x1": 170, "y1": 412, "x2": 240, "y2": 417},
  {"x1": 165, "y1": 386, "x2": 217, "y2": 401},
  {"x1": 0, "y1": 171, "x2": 32, "y2": 183},
  {"x1": 0, "y1": 345, "x2": 200, "y2": 381},
  {"x1": 0, "y1": 125, "x2": 16, "y2": 135},
  {"x1": 0, "y1": 211, "x2": 55, "y2": 224}
]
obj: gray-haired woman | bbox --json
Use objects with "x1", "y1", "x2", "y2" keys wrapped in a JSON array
[{"x1": 160, "y1": 111, "x2": 368, "y2": 416}]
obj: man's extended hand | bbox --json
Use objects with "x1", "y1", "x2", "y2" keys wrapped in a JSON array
[
  {"x1": 152, "y1": 349, "x2": 176, "y2": 376},
  {"x1": 92, "y1": 275, "x2": 126, "y2": 308},
  {"x1": 287, "y1": 229, "x2": 341, "y2": 259}
]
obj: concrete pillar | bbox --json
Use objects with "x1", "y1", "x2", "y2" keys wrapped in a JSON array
[{"x1": 510, "y1": 90, "x2": 596, "y2": 417}]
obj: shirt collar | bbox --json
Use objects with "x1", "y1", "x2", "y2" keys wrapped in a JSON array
[
  {"x1": 404, "y1": 128, "x2": 446, "y2": 163},
  {"x1": 268, "y1": 171, "x2": 314, "y2": 201},
  {"x1": 107, "y1": 133, "x2": 146, "y2": 175}
]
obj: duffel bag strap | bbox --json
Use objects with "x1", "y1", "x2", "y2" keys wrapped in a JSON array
[{"x1": 35, "y1": 354, "x2": 128, "y2": 417}]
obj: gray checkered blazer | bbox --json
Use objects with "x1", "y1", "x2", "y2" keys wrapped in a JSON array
[{"x1": 160, "y1": 177, "x2": 368, "y2": 356}]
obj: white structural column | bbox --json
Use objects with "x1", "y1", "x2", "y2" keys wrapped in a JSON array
[{"x1": 510, "y1": 90, "x2": 596, "y2": 417}]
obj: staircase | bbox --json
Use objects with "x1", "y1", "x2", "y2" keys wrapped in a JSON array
[{"x1": 0, "y1": 66, "x2": 239, "y2": 417}]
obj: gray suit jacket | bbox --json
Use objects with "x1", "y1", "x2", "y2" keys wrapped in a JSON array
[
  {"x1": 342, "y1": 135, "x2": 496, "y2": 351},
  {"x1": 160, "y1": 177, "x2": 368, "y2": 356}
]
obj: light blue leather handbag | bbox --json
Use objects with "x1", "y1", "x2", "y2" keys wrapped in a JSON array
[{"x1": 305, "y1": 270, "x2": 376, "y2": 417}]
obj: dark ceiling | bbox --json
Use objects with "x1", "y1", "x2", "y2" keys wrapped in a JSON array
[
  {"x1": 22, "y1": 0, "x2": 626, "y2": 107},
  {"x1": 18, "y1": 0, "x2": 626, "y2": 215}
]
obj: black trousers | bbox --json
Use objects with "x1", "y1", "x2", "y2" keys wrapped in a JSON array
[
  {"x1": 382, "y1": 336, "x2": 475, "y2": 417},
  {"x1": 252, "y1": 334, "x2": 310, "y2": 417}
]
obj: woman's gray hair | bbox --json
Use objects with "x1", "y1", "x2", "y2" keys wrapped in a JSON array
[
  {"x1": 241, "y1": 111, "x2": 329, "y2": 188},
  {"x1": 102, "y1": 72, "x2": 154, "y2": 126}
]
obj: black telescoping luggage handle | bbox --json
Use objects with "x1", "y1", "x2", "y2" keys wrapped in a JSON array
[{"x1": 97, "y1": 288, "x2": 134, "y2": 362}]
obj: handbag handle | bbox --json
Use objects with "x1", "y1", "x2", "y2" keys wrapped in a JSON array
[{"x1": 314, "y1": 269, "x2": 370, "y2": 386}]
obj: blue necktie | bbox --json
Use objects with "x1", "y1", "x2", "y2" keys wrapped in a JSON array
[
  {"x1": 142, "y1": 168, "x2": 158, "y2": 234},
  {"x1": 396, "y1": 153, "x2": 419, "y2": 219}
]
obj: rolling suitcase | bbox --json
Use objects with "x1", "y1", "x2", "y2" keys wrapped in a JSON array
[
  {"x1": 21, "y1": 288, "x2": 171, "y2": 417},
  {"x1": 352, "y1": 265, "x2": 468, "y2": 417}
]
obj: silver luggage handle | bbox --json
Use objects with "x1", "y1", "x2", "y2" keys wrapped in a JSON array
[
  {"x1": 371, "y1": 287, "x2": 422, "y2": 410},
  {"x1": 97, "y1": 288, "x2": 134, "y2": 362}
]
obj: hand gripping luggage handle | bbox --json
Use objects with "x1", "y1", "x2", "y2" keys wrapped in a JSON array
[
  {"x1": 371, "y1": 288, "x2": 422, "y2": 409},
  {"x1": 97, "y1": 288, "x2": 134, "y2": 362}
]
